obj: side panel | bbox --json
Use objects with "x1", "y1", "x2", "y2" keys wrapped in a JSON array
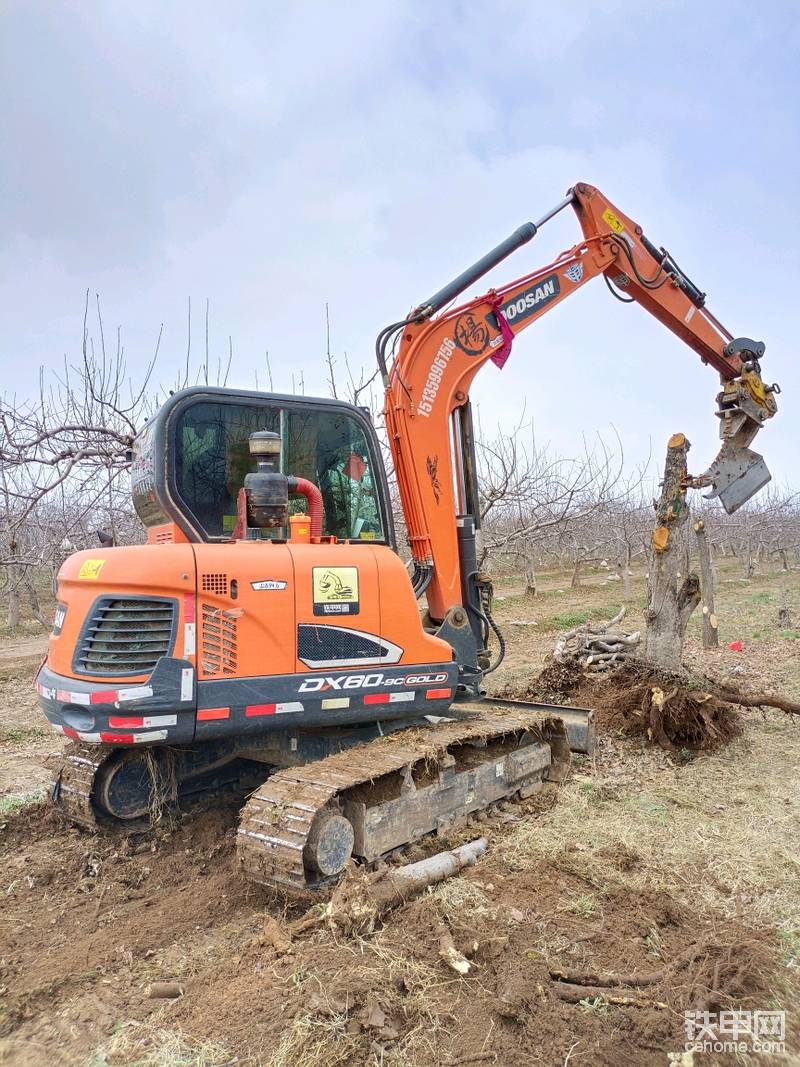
[
  {"x1": 193, "y1": 542, "x2": 296, "y2": 681},
  {"x1": 291, "y1": 544, "x2": 382, "y2": 674}
]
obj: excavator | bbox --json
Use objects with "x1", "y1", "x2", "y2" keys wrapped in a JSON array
[{"x1": 35, "y1": 183, "x2": 778, "y2": 892}]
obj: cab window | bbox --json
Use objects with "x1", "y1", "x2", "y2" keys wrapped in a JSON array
[{"x1": 173, "y1": 400, "x2": 385, "y2": 542}]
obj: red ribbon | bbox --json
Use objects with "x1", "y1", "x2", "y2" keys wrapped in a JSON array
[{"x1": 489, "y1": 296, "x2": 514, "y2": 369}]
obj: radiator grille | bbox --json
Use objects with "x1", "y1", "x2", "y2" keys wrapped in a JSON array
[
  {"x1": 77, "y1": 598, "x2": 175, "y2": 675},
  {"x1": 201, "y1": 573, "x2": 229, "y2": 596},
  {"x1": 201, "y1": 603, "x2": 238, "y2": 676}
]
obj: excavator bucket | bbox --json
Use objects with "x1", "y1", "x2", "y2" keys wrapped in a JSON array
[{"x1": 704, "y1": 441, "x2": 772, "y2": 514}]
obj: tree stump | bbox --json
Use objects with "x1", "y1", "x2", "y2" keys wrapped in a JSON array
[{"x1": 643, "y1": 434, "x2": 701, "y2": 669}]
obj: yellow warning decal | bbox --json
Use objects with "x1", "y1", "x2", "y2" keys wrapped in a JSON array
[
  {"x1": 78, "y1": 559, "x2": 105, "y2": 580},
  {"x1": 602, "y1": 208, "x2": 624, "y2": 234},
  {"x1": 313, "y1": 566, "x2": 359, "y2": 617}
]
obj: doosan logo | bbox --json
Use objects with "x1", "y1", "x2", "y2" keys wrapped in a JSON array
[{"x1": 500, "y1": 274, "x2": 560, "y2": 324}]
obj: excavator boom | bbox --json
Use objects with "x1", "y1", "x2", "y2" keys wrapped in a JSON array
[{"x1": 379, "y1": 182, "x2": 779, "y2": 624}]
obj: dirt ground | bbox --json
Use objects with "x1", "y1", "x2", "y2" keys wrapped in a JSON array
[{"x1": 1, "y1": 562, "x2": 798, "y2": 1066}]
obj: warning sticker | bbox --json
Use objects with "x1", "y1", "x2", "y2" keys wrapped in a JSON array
[
  {"x1": 313, "y1": 566, "x2": 359, "y2": 616},
  {"x1": 602, "y1": 208, "x2": 625, "y2": 234},
  {"x1": 77, "y1": 559, "x2": 105, "y2": 580}
]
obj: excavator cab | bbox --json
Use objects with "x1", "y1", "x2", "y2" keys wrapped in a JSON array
[{"x1": 131, "y1": 386, "x2": 395, "y2": 547}]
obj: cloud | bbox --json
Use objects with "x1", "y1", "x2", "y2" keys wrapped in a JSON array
[{"x1": 1, "y1": 0, "x2": 797, "y2": 484}]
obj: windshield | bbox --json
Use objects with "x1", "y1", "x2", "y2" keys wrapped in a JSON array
[{"x1": 173, "y1": 399, "x2": 386, "y2": 541}]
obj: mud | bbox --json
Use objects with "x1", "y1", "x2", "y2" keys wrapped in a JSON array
[{"x1": 0, "y1": 785, "x2": 781, "y2": 1066}]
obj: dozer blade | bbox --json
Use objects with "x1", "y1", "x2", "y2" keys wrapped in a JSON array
[
  {"x1": 703, "y1": 442, "x2": 771, "y2": 514},
  {"x1": 455, "y1": 697, "x2": 595, "y2": 755}
]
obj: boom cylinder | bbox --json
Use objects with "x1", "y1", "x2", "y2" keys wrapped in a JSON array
[{"x1": 414, "y1": 193, "x2": 575, "y2": 318}]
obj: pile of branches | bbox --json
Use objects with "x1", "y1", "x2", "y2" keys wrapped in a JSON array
[{"x1": 553, "y1": 606, "x2": 641, "y2": 672}]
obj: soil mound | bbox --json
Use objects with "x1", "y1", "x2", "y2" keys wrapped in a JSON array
[{"x1": 518, "y1": 659, "x2": 741, "y2": 754}]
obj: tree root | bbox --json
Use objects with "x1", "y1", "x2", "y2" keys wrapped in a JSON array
[{"x1": 552, "y1": 983, "x2": 667, "y2": 1008}]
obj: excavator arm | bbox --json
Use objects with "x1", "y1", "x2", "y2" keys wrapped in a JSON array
[{"x1": 379, "y1": 182, "x2": 778, "y2": 637}]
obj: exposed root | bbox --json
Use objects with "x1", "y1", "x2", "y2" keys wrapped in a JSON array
[
  {"x1": 521, "y1": 659, "x2": 741, "y2": 753},
  {"x1": 553, "y1": 606, "x2": 642, "y2": 671},
  {"x1": 144, "y1": 748, "x2": 179, "y2": 826}
]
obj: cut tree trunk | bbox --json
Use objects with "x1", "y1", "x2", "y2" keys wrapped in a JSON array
[
  {"x1": 693, "y1": 519, "x2": 719, "y2": 649},
  {"x1": 643, "y1": 434, "x2": 701, "y2": 670}
]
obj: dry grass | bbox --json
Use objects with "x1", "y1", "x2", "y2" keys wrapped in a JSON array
[
  {"x1": 500, "y1": 714, "x2": 800, "y2": 934},
  {"x1": 87, "y1": 1021, "x2": 235, "y2": 1067},
  {"x1": 267, "y1": 1010, "x2": 361, "y2": 1067},
  {"x1": 263, "y1": 934, "x2": 455, "y2": 1067}
]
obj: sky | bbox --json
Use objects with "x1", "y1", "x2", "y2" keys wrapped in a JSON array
[{"x1": 2, "y1": 0, "x2": 798, "y2": 490}]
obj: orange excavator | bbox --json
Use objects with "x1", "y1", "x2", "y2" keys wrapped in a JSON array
[{"x1": 36, "y1": 183, "x2": 778, "y2": 892}]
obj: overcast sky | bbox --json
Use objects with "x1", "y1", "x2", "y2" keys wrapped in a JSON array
[{"x1": 2, "y1": 1, "x2": 798, "y2": 489}]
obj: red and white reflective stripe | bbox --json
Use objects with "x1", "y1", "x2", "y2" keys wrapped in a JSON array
[
  {"x1": 99, "y1": 730, "x2": 168, "y2": 744},
  {"x1": 426, "y1": 688, "x2": 452, "y2": 700},
  {"x1": 184, "y1": 590, "x2": 197, "y2": 657},
  {"x1": 197, "y1": 707, "x2": 230, "y2": 721},
  {"x1": 108, "y1": 714, "x2": 177, "y2": 728},
  {"x1": 36, "y1": 680, "x2": 153, "y2": 706},
  {"x1": 55, "y1": 688, "x2": 90, "y2": 706},
  {"x1": 244, "y1": 700, "x2": 304, "y2": 717},
  {"x1": 116, "y1": 685, "x2": 153, "y2": 702},
  {"x1": 51, "y1": 723, "x2": 166, "y2": 744},
  {"x1": 89, "y1": 686, "x2": 153, "y2": 705},
  {"x1": 180, "y1": 667, "x2": 194, "y2": 702},
  {"x1": 245, "y1": 703, "x2": 276, "y2": 717},
  {"x1": 364, "y1": 691, "x2": 415, "y2": 706}
]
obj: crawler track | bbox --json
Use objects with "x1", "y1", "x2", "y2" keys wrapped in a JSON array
[
  {"x1": 237, "y1": 706, "x2": 572, "y2": 894},
  {"x1": 51, "y1": 742, "x2": 107, "y2": 830}
]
